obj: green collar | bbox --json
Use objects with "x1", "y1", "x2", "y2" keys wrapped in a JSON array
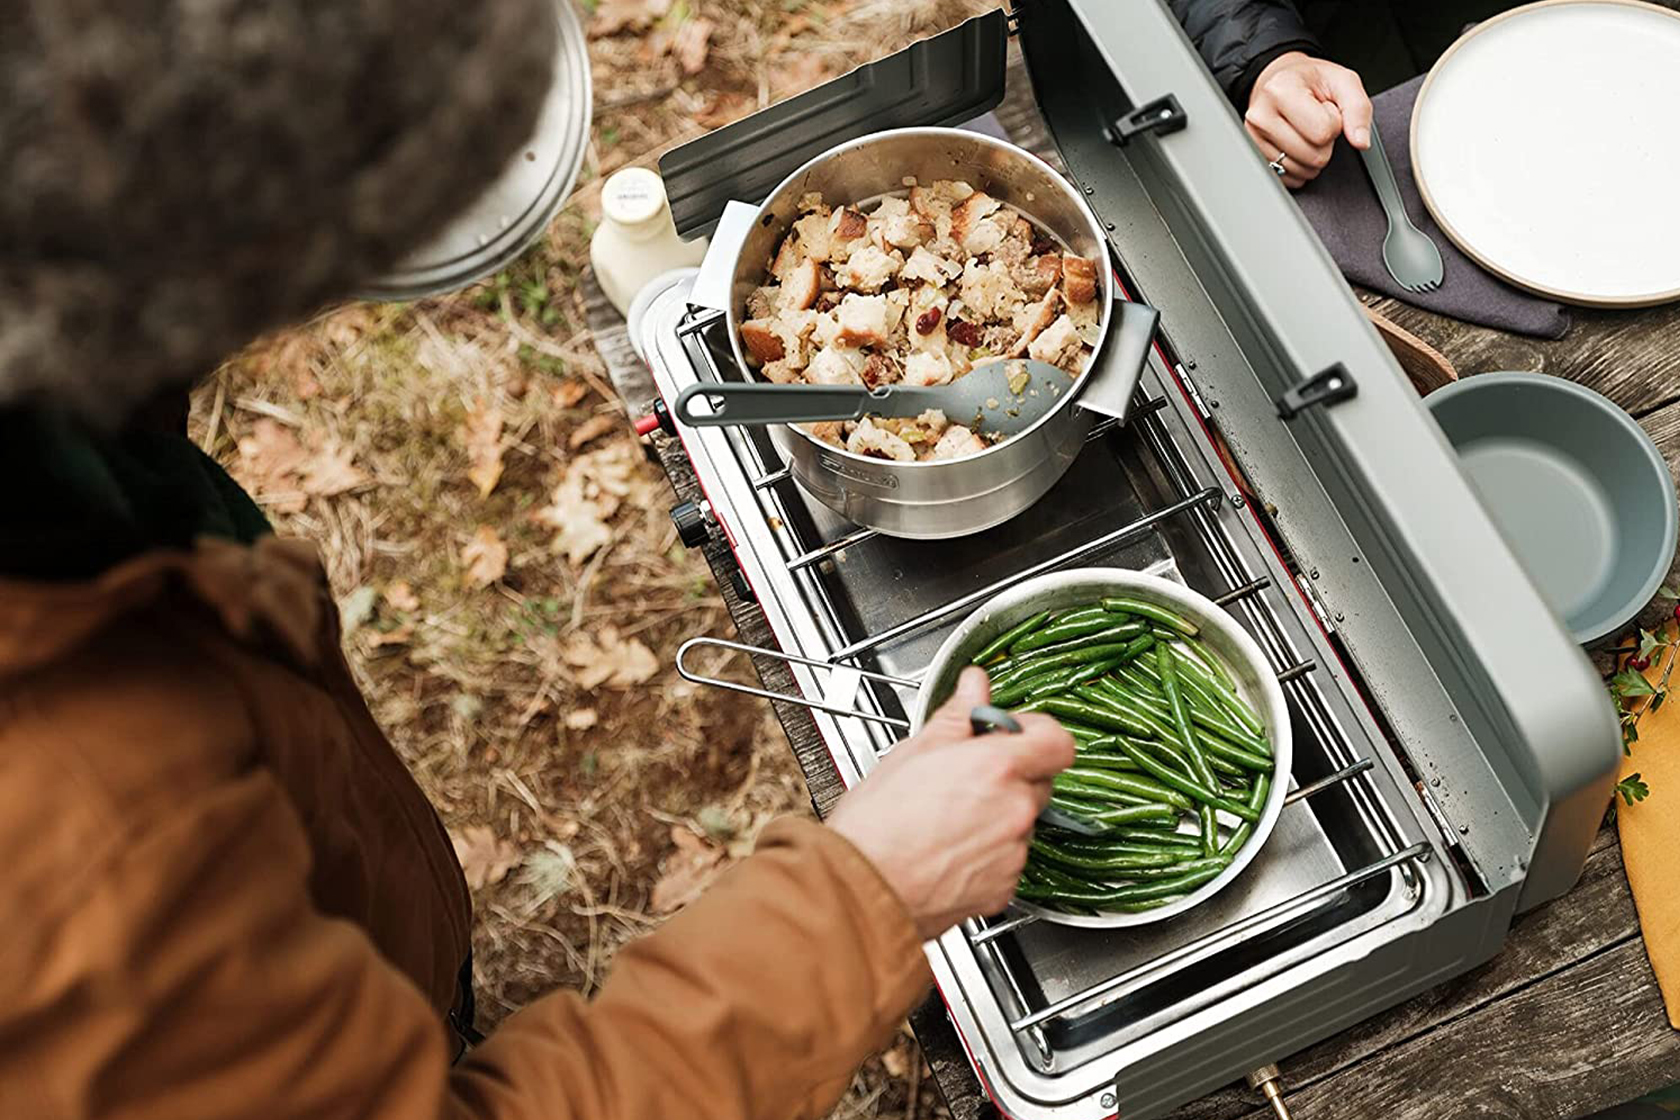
[{"x1": 0, "y1": 407, "x2": 270, "y2": 581}]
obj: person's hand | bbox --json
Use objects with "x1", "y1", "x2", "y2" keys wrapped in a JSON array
[
  {"x1": 1245, "y1": 51, "x2": 1373, "y2": 188},
  {"x1": 827, "y1": 667, "x2": 1075, "y2": 941}
]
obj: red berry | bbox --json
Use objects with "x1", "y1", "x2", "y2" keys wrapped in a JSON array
[
  {"x1": 1632, "y1": 656, "x2": 1651, "y2": 670},
  {"x1": 1672, "y1": 603, "x2": 1680, "y2": 621}
]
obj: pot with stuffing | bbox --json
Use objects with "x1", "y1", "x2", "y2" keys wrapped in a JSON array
[{"x1": 719, "y1": 127, "x2": 1157, "y2": 539}]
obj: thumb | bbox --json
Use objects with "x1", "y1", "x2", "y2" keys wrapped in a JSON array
[
  {"x1": 1321, "y1": 65, "x2": 1373, "y2": 149},
  {"x1": 926, "y1": 666, "x2": 993, "y2": 735}
]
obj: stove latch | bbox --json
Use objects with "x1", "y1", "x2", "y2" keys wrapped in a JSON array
[
  {"x1": 1276, "y1": 363, "x2": 1358, "y2": 420},
  {"x1": 1106, "y1": 93, "x2": 1188, "y2": 146}
]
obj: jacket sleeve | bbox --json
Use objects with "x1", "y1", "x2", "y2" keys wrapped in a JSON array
[
  {"x1": 0, "y1": 770, "x2": 930, "y2": 1120},
  {"x1": 1167, "y1": 0, "x2": 1320, "y2": 106}
]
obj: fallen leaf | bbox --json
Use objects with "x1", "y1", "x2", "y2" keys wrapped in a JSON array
[
  {"x1": 650, "y1": 826, "x2": 730, "y2": 914},
  {"x1": 234, "y1": 418, "x2": 309, "y2": 512},
  {"x1": 565, "y1": 708, "x2": 599, "y2": 730},
  {"x1": 451, "y1": 825, "x2": 522, "y2": 891},
  {"x1": 300, "y1": 441, "x2": 368, "y2": 497},
  {"x1": 462, "y1": 525, "x2": 509, "y2": 588},
  {"x1": 535, "y1": 440, "x2": 644, "y2": 565},
  {"x1": 568, "y1": 414, "x2": 619, "y2": 451},
  {"x1": 881, "y1": 1045, "x2": 910, "y2": 1079},
  {"x1": 696, "y1": 91, "x2": 755, "y2": 130},
  {"x1": 775, "y1": 53, "x2": 834, "y2": 97},
  {"x1": 563, "y1": 625, "x2": 659, "y2": 689},
  {"x1": 463, "y1": 397, "x2": 506, "y2": 498},
  {"x1": 590, "y1": 0, "x2": 673, "y2": 36},
  {"x1": 366, "y1": 622, "x2": 415, "y2": 648},
  {"x1": 383, "y1": 581, "x2": 421, "y2": 612},
  {"x1": 339, "y1": 585, "x2": 379, "y2": 637},
  {"x1": 671, "y1": 16, "x2": 714, "y2": 74},
  {"x1": 322, "y1": 307, "x2": 374, "y2": 350},
  {"x1": 554, "y1": 380, "x2": 590, "y2": 408}
]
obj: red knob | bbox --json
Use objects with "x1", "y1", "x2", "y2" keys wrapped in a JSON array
[{"x1": 634, "y1": 412, "x2": 661, "y2": 437}]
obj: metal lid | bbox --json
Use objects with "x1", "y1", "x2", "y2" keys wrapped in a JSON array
[{"x1": 362, "y1": 0, "x2": 592, "y2": 301}]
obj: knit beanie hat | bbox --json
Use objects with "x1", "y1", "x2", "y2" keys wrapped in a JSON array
[{"x1": 0, "y1": 0, "x2": 558, "y2": 424}]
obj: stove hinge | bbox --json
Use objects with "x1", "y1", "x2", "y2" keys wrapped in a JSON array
[
  {"x1": 1106, "y1": 94, "x2": 1188, "y2": 146},
  {"x1": 1276, "y1": 363, "x2": 1357, "y2": 419},
  {"x1": 1293, "y1": 572, "x2": 1336, "y2": 635}
]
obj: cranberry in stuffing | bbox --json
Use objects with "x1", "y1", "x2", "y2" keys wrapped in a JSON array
[
  {"x1": 915, "y1": 307, "x2": 943, "y2": 335},
  {"x1": 947, "y1": 318, "x2": 984, "y2": 347}
]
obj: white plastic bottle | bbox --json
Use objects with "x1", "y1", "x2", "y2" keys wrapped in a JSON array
[{"x1": 590, "y1": 167, "x2": 708, "y2": 317}]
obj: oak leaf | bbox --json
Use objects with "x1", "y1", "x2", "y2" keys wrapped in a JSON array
[
  {"x1": 451, "y1": 825, "x2": 522, "y2": 891},
  {"x1": 562, "y1": 625, "x2": 659, "y2": 690},
  {"x1": 462, "y1": 525, "x2": 509, "y2": 588},
  {"x1": 671, "y1": 17, "x2": 714, "y2": 74},
  {"x1": 299, "y1": 440, "x2": 368, "y2": 497},
  {"x1": 234, "y1": 418, "x2": 309, "y2": 513}
]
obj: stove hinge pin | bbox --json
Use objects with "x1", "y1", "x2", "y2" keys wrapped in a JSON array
[{"x1": 1246, "y1": 1064, "x2": 1294, "y2": 1119}]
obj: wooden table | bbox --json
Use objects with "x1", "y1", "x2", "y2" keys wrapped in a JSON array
[{"x1": 589, "y1": 57, "x2": 1680, "y2": 1120}]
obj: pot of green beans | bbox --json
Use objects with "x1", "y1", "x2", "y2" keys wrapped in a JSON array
[{"x1": 909, "y1": 567, "x2": 1292, "y2": 928}]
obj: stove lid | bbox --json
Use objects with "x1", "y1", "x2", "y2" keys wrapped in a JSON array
[
  {"x1": 1015, "y1": 0, "x2": 1617, "y2": 908},
  {"x1": 658, "y1": 10, "x2": 1008, "y2": 239}
]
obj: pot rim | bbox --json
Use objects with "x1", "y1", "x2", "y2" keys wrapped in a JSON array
[
  {"x1": 907, "y1": 566, "x2": 1294, "y2": 929},
  {"x1": 728, "y1": 125, "x2": 1111, "y2": 471}
]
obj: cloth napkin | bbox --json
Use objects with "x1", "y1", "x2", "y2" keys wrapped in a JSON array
[
  {"x1": 1293, "y1": 75, "x2": 1571, "y2": 339},
  {"x1": 1618, "y1": 626, "x2": 1680, "y2": 1029}
]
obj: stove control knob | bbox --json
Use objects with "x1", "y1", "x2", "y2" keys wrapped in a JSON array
[
  {"x1": 730, "y1": 567, "x2": 756, "y2": 604},
  {"x1": 670, "y1": 500, "x2": 713, "y2": 548}
]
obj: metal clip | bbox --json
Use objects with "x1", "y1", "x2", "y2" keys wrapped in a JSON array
[
  {"x1": 1276, "y1": 363, "x2": 1357, "y2": 419},
  {"x1": 1108, "y1": 94, "x2": 1187, "y2": 145}
]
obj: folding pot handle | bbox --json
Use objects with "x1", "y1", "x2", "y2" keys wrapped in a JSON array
[
  {"x1": 1075, "y1": 299, "x2": 1160, "y2": 423},
  {"x1": 675, "y1": 635, "x2": 916, "y2": 730}
]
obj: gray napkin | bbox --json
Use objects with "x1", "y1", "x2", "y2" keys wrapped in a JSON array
[{"x1": 1293, "y1": 75, "x2": 1571, "y2": 339}]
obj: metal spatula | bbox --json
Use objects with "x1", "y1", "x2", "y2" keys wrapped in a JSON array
[
  {"x1": 672, "y1": 358, "x2": 1078, "y2": 437},
  {"x1": 969, "y1": 704, "x2": 1108, "y2": 837}
]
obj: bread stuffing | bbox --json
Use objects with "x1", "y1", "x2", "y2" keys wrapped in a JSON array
[{"x1": 739, "y1": 180, "x2": 1099, "y2": 461}]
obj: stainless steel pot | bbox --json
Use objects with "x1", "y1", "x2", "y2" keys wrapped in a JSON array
[
  {"x1": 677, "y1": 567, "x2": 1294, "y2": 929},
  {"x1": 715, "y1": 127, "x2": 1157, "y2": 539}
]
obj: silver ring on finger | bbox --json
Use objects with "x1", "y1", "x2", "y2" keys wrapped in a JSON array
[{"x1": 1268, "y1": 151, "x2": 1288, "y2": 177}]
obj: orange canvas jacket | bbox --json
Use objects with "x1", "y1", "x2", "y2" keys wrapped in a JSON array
[{"x1": 0, "y1": 535, "x2": 930, "y2": 1119}]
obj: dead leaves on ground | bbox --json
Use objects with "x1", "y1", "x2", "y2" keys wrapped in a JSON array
[
  {"x1": 233, "y1": 418, "x2": 369, "y2": 513},
  {"x1": 464, "y1": 398, "x2": 507, "y2": 498},
  {"x1": 535, "y1": 438, "x2": 647, "y2": 566},
  {"x1": 463, "y1": 526, "x2": 510, "y2": 588},
  {"x1": 590, "y1": 0, "x2": 713, "y2": 76},
  {"x1": 563, "y1": 625, "x2": 659, "y2": 690},
  {"x1": 649, "y1": 825, "x2": 732, "y2": 914},
  {"x1": 452, "y1": 825, "x2": 523, "y2": 891}
]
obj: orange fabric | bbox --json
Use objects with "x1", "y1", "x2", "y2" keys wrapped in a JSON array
[
  {"x1": 1618, "y1": 624, "x2": 1680, "y2": 1029},
  {"x1": 0, "y1": 537, "x2": 930, "y2": 1120}
]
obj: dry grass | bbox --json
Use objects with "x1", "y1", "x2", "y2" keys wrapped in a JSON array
[{"x1": 191, "y1": 1, "x2": 995, "y2": 1116}]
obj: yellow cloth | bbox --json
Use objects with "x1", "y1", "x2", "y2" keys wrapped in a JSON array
[{"x1": 1619, "y1": 627, "x2": 1680, "y2": 1029}]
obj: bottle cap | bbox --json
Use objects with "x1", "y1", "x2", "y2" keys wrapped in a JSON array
[{"x1": 602, "y1": 167, "x2": 669, "y2": 228}]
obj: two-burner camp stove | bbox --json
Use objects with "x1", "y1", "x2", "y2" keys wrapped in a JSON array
[{"x1": 635, "y1": 3, "x2": 1619, "y2": 1117}]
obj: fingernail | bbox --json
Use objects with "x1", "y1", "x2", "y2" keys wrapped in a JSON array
[{"x1": 1353, "y1": 127, "x2": 1371, "y2": 147}]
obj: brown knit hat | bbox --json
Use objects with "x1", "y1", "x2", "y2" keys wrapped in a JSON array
[{"x1": 0, "y1": 0, "x2": 558, "y2": 425}]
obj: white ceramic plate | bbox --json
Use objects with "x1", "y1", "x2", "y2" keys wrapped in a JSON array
[{"x1": 1412, "y1": 0, "x2": 1680, "y2": 306}]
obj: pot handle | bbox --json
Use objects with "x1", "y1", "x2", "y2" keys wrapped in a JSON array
[
  {"x1": 675, "y1": 635, "x2": 916, "y2": 730},
  {"x1": 689, "y1": 200, "x2": 760, "y2": 314},
  {"x1": 1075, "y1": 299, "x2": 1161, "y2": 423}
]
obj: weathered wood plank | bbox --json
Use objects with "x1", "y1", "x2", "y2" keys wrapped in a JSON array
[
  {"x1": 1167, "y1": 828, "x2": 1641, "y2": 1120},
  {"x1": 1233, "y1": 937, "x2": 1680, "y2": 1120},
  {"x1": 1366, "y1": 294, "x2": 1680, "y2": 420}
]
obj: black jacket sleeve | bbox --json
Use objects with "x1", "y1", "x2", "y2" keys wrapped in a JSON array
[{"x1": 1168, "y1": 0, "x2": 1320, "y2": 107}]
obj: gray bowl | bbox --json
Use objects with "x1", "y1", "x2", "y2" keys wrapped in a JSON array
[{"x1": 1427, "y1": 372, "x2": 1678, "y2": 645}]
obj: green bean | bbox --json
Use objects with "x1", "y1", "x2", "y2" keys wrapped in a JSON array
[
  {"x1": 1219, "y1": 771, "x2": 1273, "y2": 857},
  {"x1": 1069, "y1": 683, "x2": 1175, "y2": 740},
  {"x1": 1112, "y1": 855, "x2": 1234, "y2": 881},
  {"x1": 1018, "y1": 652, "x2": 1133, "y2": 703},
  {"x1": 1112, "y1": 738, "x2": 1260, "y2": 822},
  {"x1": 1010, "y1": 607, "x2": 1114, "y2": 654},
  {"x1": 1005, "y1": 622, "x2": 1149, "y2": 667},
  {"x1": 1030, "y1": 837, "x2": 1185, "y2": 873},
  {"x1": 1159, "y1": 645, "x2": 1221, "y2": 856},
  {"x1": 1018, "y1": 860, "x2": 1228, "y2": 906},
  {"x1": 1100, "y1": 596, "x2": 1200, "y2": 636},
  {"x1": 1023, "y1": 695, "x2": 1152, "y2": 738},
  {"x1": 1069, "y1": 750, "x2": 1142, "y2": 774},
  {"x1": 972, "y1": 610, "x2": 1054, "y2": 666},
  {"x1": 1058, "y1": 766, "x2": 1195, "y2": 810},
  {"x1": 1169, "y1": 632, "x2": 1236, "y2": 691},
  {"x1": 1015, "y1": 882, "x2": 1189, "y2": 912},
  {"x1": 1088, "y1": 679, "x2": 1247, "y2": 777},
  {"x1": 1084, "y1": 803, "x2": 1179, "y2": 826},
  {"x1": 1118, "y1": 661, "x2": 1268, "y2": 756}
]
